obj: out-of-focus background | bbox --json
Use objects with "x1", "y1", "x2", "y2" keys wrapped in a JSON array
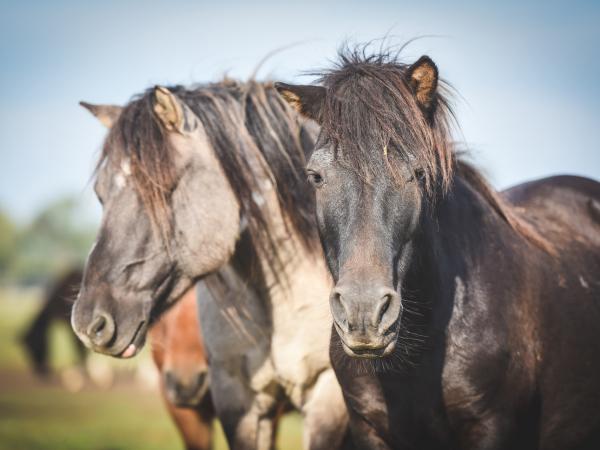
[{"x1": 0, "y1": 0, "x2": 598, "y2": 449}]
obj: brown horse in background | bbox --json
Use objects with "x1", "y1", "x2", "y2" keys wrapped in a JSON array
[
  {"x1": 151, "y1": 286, "x2": 214, "y2": 450},
  {"x1": 21, "y1": 267, "x2": 87, "y2": 376}
]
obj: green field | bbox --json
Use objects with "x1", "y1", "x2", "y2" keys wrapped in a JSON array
[{"x1": 0, "y1": 288, "x2": 302, "y2": 450}]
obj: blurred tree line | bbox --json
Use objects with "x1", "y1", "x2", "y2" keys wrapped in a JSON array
[{"x1": 0, "y1": 196, "x2": 97, "y2": 286}]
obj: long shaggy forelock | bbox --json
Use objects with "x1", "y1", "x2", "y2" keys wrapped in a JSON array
[
  {"x1": 99, "y1": 89, "x2": 178, "y2": 240},
  {"x1": 317, "y1": 46, "x2": 457, "y2": 195}
]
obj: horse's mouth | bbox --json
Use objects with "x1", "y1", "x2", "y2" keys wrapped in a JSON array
[
  {"x1": 147, "y1": 270, "x2": 179, "y2": 327},
  {"x1": 341, "y1": 338, "x2": 397, "y2": 359},
  {"x1": 170, "y1": 380, "x2": 210, "y2": 408},
  {"x1": 118, "y1": 320, "x2": 147, "y2": 359},
  {"x1": 115, "y1": 272, "x2": 176, "y2": 359},
  {"x1": 337, "y1": 326, "x2": 398, "y2": 359}
]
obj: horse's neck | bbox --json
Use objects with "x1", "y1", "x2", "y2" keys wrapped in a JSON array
[
  {"x1": 408, "y1": 176, "x2": 520, "y2": 328},
  {"x1": 246, "y1": 188, "x2": 331, "y2": 316},
  {"x1": 227, "y1": 191, "x2": 333, "y2": 394}
]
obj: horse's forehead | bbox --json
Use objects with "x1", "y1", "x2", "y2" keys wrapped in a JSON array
[
  {"x1": 308, "y1": 146, "x2": 334, "y2": 167},
  {"x1": 112, "y1": 158, "x2": 132, "y2": 191}
]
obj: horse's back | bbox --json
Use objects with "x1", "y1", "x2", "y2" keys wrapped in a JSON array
[{"x1": 503, "y1": 175, "x2": 600, "y2": 248}]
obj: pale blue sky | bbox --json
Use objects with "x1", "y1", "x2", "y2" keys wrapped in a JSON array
[{"x1": 1, "y1": 0, "x2": 598, "y2": 222}]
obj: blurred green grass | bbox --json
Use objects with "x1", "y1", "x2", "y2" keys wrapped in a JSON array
[{"x1": 0, "y1": 288, "x2": 302, "y2": 450}]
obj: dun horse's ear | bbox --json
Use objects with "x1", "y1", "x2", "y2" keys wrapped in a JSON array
[
  {"x1": 153, "y1": 86, "x2": 185, "y2": 133},
  {"x1": 406, "y1": 56, "x2": 438, "y2": 114},
  {"x1": 274, "y1": 82, "x2": 326, "y2": 123},
  {"x1": 79, "y1": 102, "x2": 122, "y2": 128}
]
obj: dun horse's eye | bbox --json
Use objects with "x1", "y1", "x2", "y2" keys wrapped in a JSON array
[
  {"x1": 306, "y1": 170, "x2": 324, "y2": 188},
  {"x1": 414, "y1": 168, "x2": 425, "y2": 182}
]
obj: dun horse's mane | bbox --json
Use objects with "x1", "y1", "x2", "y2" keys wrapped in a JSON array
[
  {"x1": 316, "y1": 45, "x2": 553, "y2": 253},
  {"x1": 97, "y1": 79, "x2": 319, "y2": 267}
]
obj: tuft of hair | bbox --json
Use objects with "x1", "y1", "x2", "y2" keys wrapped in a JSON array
[
  {"x1": 315, "y1": 43, "x2": 457, "y2": 195},
  {"x1": 96, "y1": 80, "x2": 319, "y2": 266}
]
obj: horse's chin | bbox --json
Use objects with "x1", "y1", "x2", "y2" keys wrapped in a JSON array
[
  {"x1": 339, "y1": 333, "x2": 398, "y2": 359},
  {"x1": 110, "y1": 278, "x2": 187, "y2": 359}
]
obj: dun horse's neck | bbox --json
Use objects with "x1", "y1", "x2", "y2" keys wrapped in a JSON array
[
  {"x1": 254, "y1": 185, "x2": 329, "y2": 308},
  {"x1": 227, "y1": 176, "x2": 333, "y2": 397}
]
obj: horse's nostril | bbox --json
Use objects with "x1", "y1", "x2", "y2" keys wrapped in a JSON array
[
  {"x1": 374, "y1": 289, "x2": 399, "y2": 330},
  {"x1": 196, "y1": 371, "x2": 208, "y2": 388},
  {"x1": 330, "y1": 289, "x2": 351, "y2": 332},
  {"x1": 90, "y1": 316, "x2": 106, "y2": 336},
  {"x1": 86, "y1": 312, "x2": 116, "y2": 348},
  {"x1": 164, "y1": 371, "x2": 176, "y2": 391},
  {"x1": 379, "y1": 295, "x2": 391, "y2": 321}
]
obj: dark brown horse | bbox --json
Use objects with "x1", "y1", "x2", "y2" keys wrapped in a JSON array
[
  {"x1": 276, "y1": 46, "x2": 600, "y2": 449},
  {"x1": 151, "y1": 286, "x2": 214, "y2": 450}
]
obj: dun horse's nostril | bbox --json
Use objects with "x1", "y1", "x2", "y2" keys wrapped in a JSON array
[
  {"x1": 87, "y1": 312, "x2": 116, "y2": 348},
  {"x1": 90, "y1": 316, "x2": 106, "y2": 336}
]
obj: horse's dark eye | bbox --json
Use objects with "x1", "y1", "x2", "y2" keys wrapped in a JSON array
[
  {"x1": 307, "y1": 170, "x2": 324, "y2": 187},
  {"x1": 414, "y1": 168, "x2": 425, "y2": 182}
]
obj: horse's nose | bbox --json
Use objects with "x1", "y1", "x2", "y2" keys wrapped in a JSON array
[
  {"x1": 86, "y1": 311, "x2": 116, "y2": 348},
  {"x1": 164, "y1": 370, "x2": 209, "y2": 407},
  {"x1": 330, "y1": 283, "x2": 401, "y2": 334}
]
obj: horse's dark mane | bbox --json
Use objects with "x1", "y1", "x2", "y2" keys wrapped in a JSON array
[
  {"x1": 98, "y1": 79, "x2": 319, "y2": 264},
  {"x1": 317, "y1": 45, "x2": 552, "y2": 253}
]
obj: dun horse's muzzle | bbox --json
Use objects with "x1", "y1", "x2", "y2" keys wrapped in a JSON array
[{"x1": 72, "y1": 301, "x2": 147, "y2": 358}]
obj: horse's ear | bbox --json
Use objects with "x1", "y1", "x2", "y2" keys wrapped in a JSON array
[
  {"x1": 153, "y1": 86, "x2": 185, "y2": 133},
  {"x1": 79, "y1": 102, "x2": 122, "y2": 128},
  {"x1": 406, "y1": 56, "x2": 438, "y2": 114},
  {"x1": 274, "y1": 82, "x2": 326, "y2": 123}
]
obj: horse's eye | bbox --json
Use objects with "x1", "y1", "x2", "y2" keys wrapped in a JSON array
[
  {"x1": 306, "y1": 170, "x2": 325, "y2": 188},
  {"x1": 414, "y1": 168, "x2": 425, "y2": 182},
  {"x1": 94, "y1": 188, "x2": 105, "y2": 206}
]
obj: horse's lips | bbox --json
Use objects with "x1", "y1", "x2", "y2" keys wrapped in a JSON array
[
  {"x1": 121, "y1": 344, "x2": 137, "y2": 359},
  {"x1": 117, "y1": 321, "x2": 146, "y2": 359}
]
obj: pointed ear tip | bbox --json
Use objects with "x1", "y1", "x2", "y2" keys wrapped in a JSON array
[
  {"x1": 79, "y1": 101, "x2": 97, "y2": 113},
  {"x1": 154, "y1": 85, "x2": 170, "y2": 95},
  {"x1": 417, "y1": 55, "x2": 437, "y2": 69},
  {"x1": 273, "y1": 82, "x2": 290, "y2": 92}
]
